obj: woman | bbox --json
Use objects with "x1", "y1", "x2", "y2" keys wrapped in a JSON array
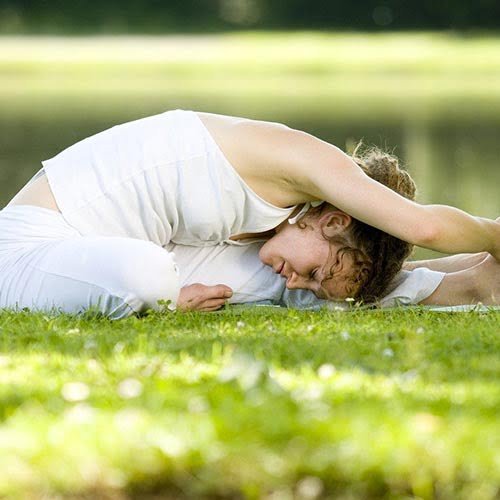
[
  {"x1": 169, "y1": 242, "x2": 499, "y2": 313},
  {"x1": 1, "y1": 108, "x2": 498, "y2": 316}
]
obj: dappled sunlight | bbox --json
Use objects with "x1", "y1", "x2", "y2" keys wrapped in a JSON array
[
  {"x1": 0, "y1": 306, "x2": 499, "y2": 496},
  {"x1": 0, "y1": 30, "x2": 499, "y2": 497}
]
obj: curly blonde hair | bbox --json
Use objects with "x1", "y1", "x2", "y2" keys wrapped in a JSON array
[{"x1": 300, "y1": 144, "x2": 416, "y2": 303}]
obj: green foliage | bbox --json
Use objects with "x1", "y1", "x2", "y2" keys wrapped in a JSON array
[
  {"x1": 0, "y1": 307, "x2": 498, "y2": 498},
  {"x1": 3, "y1": 32, "x2": 500, "y2": 126},
  {"x1": 1, "y1": 0, "x2": 500, "y2": 34}
]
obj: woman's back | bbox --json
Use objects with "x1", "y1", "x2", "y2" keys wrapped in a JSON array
[
  {"x1": 8, "y1": 109, "x2": 299, "y2": 247},
  {"x1": 6, "y1": 171, "x2": 60, "y2": 212}
]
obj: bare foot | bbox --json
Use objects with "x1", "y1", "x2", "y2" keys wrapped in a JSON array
[
  {"x1": 420, "y1": 253, "x2": 499, "y2": 306},
  {"x1": 469, "y1": 254, "x2": 500, "y2": 305}
]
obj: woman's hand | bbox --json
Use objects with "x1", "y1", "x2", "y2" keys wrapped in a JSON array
[{"x1": 177, "y1": 283, "x2": 233, "y2": 312}]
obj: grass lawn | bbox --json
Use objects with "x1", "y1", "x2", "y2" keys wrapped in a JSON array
[
  {"x1": 2, "y1": 32, "x2": 500, "y2": 123},
  {"x1": 0, "y1": 31, "x2": 499, "y2": 498},
  {"x1": 0, "y1": 306, "x2": 498, "y2": 499}
]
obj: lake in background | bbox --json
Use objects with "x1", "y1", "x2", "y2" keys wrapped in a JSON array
[{"x1": 1, "y1": 34, "x2": 499, "y2": 259}]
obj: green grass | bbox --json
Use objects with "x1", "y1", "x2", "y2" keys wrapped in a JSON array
[
  {"x1": 0, "y1": 307, "x2": 499, "y2": 499},
  {"x1": 2, "y1": 32, "x2": 500, "y2": 123},
  {"x1": 1, "y1": 34, "x2": 499, "y2": 495}
]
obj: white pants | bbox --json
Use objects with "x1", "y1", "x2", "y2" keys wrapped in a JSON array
[
  {"x1": 0, "y1": 205, "x2": 180, "y2": 319},
  {"x1": 167, "y1": 242, "x2": 445, "y2": 309},
  {"x1": 0, "y1": 204, "x2": 446, "y2": 320}
]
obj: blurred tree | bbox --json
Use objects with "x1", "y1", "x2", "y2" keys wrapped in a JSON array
[{"x1": 0, "y1": 0, "x2": 499, "y2": 34}]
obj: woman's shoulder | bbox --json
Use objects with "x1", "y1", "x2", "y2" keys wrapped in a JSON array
[
  {"x1": 194, "y1": 110, "x2": 310, "y2": 205},
  {"x1": 194, "y1": 110, "x2": 292, "y2": 158},
  {"x1": 194, "y1": 110, "x2": 288, "y2": 130}
]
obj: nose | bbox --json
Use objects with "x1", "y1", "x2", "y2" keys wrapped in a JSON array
[{"x1": 286, "y1": 272, "x2": 303, "y2": 290}]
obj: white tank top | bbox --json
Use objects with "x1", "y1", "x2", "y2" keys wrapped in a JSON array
[{"x1": 42, "y1": 109, "x2": 299, "y2": 247}]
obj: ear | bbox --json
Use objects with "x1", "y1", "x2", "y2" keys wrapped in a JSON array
[{"x1": 318, "y1": 210, "x2": 352, "y2": 238}]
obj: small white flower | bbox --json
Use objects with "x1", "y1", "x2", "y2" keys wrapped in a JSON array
[
  {"x1": 345, "y1": 297, "x2": 355, "y2": 302},
  {"x1": 296, "y1": 476, "x2": 324, "y2": 499},
  {"x1": 84, "y1": 340, "x2": 97, "y2": 350},
  {"x1": 317, "y1": 363, "x2": 336, "y2": 379},
  {"x1": 66, "y1": 328, "x2": 80, "y2": 335},
  {"x1": 114, "y1": 408, "x2": 145, "y2": 432},
  {"x1": 64, "y1": 403, "x2": 95, "y2": 424},
  {"x1": 86, "y1": 359, "x2": 99, "y2": 371},
  {"x1": 236, "y1": 321, "x2": 246, "y2": 328},
  {"x1": 413, "y1": 412, "x2": 441, "y2": 433},
  {"x1": 401, "y1": 369, "x2": 418, "y2": 382},
  {"x1": 302, "y1": 385, "x2": 323, "y2": 400},
  {"x1": 113, "y1": 342, "x2": 126, "y2": 354},
  {"x1": 150, "y1": 430, "x2": 186, "y2": 458},
  {"x1": 117, "y1": 378, "x2": 143, "y2": 399},
  {"x1": 340, "y1": 331, "x2": 350, "y2": 340},
  {"x1": 306, "y1": 325, "x2": 314, "y2": 332},
  {"x1": 187, "y1": 396, "x2": 209, "y2": 413},
  {"x1": 61, "y1": 382, "x2": 90, "y2": 402},
  {"x1": 382, "y1": 348, "x2": 394, "y2": 358},
  {"x1": 416, "y1": 327, "x2": 425, "y2": 334}
]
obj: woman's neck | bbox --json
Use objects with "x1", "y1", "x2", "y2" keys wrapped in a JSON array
[{"x1": 229, "y1": 228, "x2": 276, "y2": 241}]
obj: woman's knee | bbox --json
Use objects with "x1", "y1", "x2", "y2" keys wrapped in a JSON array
[
  {"x1": 103, "y1": 238, "x2": 181, "y2": 313},
  {"x1": 36, "y1": 236, "x2": 181, "y2": 315}
]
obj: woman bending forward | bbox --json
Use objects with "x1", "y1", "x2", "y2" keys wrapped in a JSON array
[{"x1": 1, "y1": 109, "x2": 499, "y2": 316}]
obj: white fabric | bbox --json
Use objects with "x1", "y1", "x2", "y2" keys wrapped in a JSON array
[
  {"x1": 0, "y1": 205, "x2": 446, "y2": 320},
  {"x1": 166, "y1": 242, "x2": 446, "y2": 309},
  {"x1": 0, "y1": 102, "x2": 448, "y2": 319},
  {"x1": 377, "y1": 268, "x2": 445, "y2": 307},
  {"x1": 42, "y1": 109, "x2": 297, "y2": 248},
  {"x1": 165, "y1": 242, "x2": 285, "y2": 304},
  {"x1": 287, "y1": 200, "x2": 324, "y2": 224},
  {"x1": 0, "y1": 205, "x2": 180, "y2": 319}
]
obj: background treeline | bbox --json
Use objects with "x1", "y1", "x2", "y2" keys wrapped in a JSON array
[{"x1": 1, "y1": 0, "x2": 500, "y2": 34}]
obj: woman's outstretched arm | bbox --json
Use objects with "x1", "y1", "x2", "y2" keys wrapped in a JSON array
[
  {"x1": 259, "y1": 125, "x2": 500, "y2": 259},
  {"x1": 403, "y1": 252, "x2": 489, "y2": 273}
]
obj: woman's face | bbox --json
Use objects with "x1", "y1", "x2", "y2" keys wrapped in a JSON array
[{"x1": 259, "y1": 211, "x2": 360, "y2": 300}]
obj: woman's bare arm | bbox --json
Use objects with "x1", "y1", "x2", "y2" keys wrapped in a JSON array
[
  {"x1": 403, "y1": 252, "x2": 489, "y2": 273},
  {"x1": 257, "y1": 126, "x2": 500, "y2": 259}
]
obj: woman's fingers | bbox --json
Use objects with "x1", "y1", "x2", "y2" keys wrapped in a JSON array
[
  {"x1": 200, "y1": 297, "x2": 228, "y2": 309},
  {"x1": 206, "y1": 284, "x2": 233, "y2": 299},
  {"x1": 177, "y1": 283, "x2": 233, "y2": 311},
  {"x1": 199, "y1": 304, "x2": 226, "y2": 312},
  {"x1": 197, "y1": 288, "x2": 234, "y2": 311}
]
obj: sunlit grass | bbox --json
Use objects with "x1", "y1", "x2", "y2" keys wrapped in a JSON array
[
  {"x1": 0, "y1": 307, "x2": 499, "y2": 498},
  {"x1": 0, "y1": 37, "x2": 499, "y2": 498},
  {"x1": 2, "y1": 32, "x2": 500, "y2": 123},
  {"x1": 2, "y1": 32, "x2": 500, "y2": 71}
]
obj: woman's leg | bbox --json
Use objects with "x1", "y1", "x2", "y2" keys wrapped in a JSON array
[
  {"x1": 403, "y1": 252, "x2": 489, "y2": 273},
  {"x1": 419, "y1": 254, "x2": 499, "y2": 306},
  {"x1": 1, "y1": 236, "x2": 180, "y2": 319}
]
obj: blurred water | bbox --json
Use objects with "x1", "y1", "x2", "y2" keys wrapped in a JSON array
[{"x1": 1, "y1": 98, "x2": 498, "y2": 258}]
